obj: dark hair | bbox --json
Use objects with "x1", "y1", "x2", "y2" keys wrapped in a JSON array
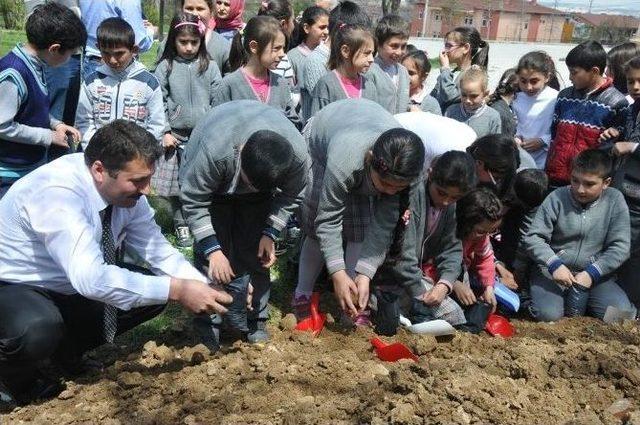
[
  {"x1": 372, "y1": 128, "x2": 425, "y2": 259},
  {"x1": 401, "y1": 49, "x2": 430, "y2": 82},
  {"x1": 456, "y1": 187, "x2": 504, "y2": 240},
  {"x1": 467, "y1": 134, "x2": 520, "y2": 199},
  {"x1": 25, "y1": 3, "x2": 87, "y2": 52},
  {"x1": 258, "y1": 0, "x2": 293, "y2": 21},
  {"x1": 405, "y1": 44, "x2": 418, "y2": 54},
  {"x1": 624, "y1": 56, "x2": 640, "y2": 74},
  {"x1": 566, "y1": 41, "x2": 607, "y2": 75},
  {"x1": 446, "y1": 26, "x2": 489, "y2": 68},
  {"x1": 97, "y1": 17, "x2": 135, "y2": 50},
  {"x1": 488, "y1": 68, "x2": 518, "y2": 105},
  {"x1": 159, "y1": 13, "x2": 211, "y2": 75},
  {"x1": 229, "y1": 15, "x2": 283, "y2": 71},
  {"x1": 572, "y1": 149, "x2": 612, "y2": 179},
  {"x1": 328, "y1": 1, "x2": 371, "y2": 38},
  {"x1": 374, "y1": 14, "x2": 409, "y2": 45},
  {"x1": 294, "y1": 6, "x2": 329, "y2": 47},
  {"x1": 607, "y1": 42, "x2": 640, "y2": 94},
  {"x1": 84, "y1": 120, "x2": 163, "y2": 176},
  {"x1": 514, "y1": 169, "x2": 548, "y2": 209},
  {"x1": 430, "y1": 151, "x2": 478, "y2": 194},
  {"x1": 241, "y1": 130, "x2": 294, "y2": 191},
  {"x1": 327, "y1": 24, "x2": 374, "y2": 70},
  {"x1": 516, "y1": 51, "x2": 560, "y2": 90},
  {"x1": 179, "y1": 0, "x2": 214, "y2": 10}
]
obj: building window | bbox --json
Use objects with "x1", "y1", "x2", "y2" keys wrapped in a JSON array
[
  {"x1": 434, "y1": 14, "x2": 440, "y2": 21},
  {"x1": 524, "y1": 22, "x2": 528, "y2": 29},
  {"x1": 482, "y1": 19, "x2": 488, "y2": 27},
  {"x1": 464, "y1": 16, "x2": 473, "y2": 25},
  {"x1": 419, "y1": 11, "x2": 423, "y2": 18}
]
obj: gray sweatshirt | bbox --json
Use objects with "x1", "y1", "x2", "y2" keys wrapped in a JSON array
[
  {"x1": 154, "y1": 57, "x2": 222, "y2": 135},
  {"x1": 445, "y1": 103, "x2": 502, "y2": 137},
  {"x1": 366, "y1": 58, "x2": 411, "y2": 114},
  {"x1": 308, "y1": 98, "x2": 401, "y2": 274},
  {"x1": 431, "y1": 67, "x2": 461, "y2": 112},
  {"x1": 212, "y1": 68, "x2": 301, "y2": 129},
  {"x1": 154, "y1": 31, "x2": 230, "y2": 75},
  {"x1": 524, "y1": 186, "x2": 630, "y2": 283},
  {"x1": 300, "y1": 44, "x2": 330, "y2": 122},
  {"x1": 179, "y1": 100, "x2": 310, "y2": 256},
  {"x1": 355, "y1": 181, "x2": 462, "y2": 297},
  {"x1": 309, "y1": 71, "x2": 378, "y2": 117}
]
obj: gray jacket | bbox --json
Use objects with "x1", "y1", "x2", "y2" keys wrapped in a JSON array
[
  {"x1": 431, "y1": 67, "x2": 461, "y2": 112},
  {"x1": 309, "y1": 71, "x2": 378, "y2": 117},
  {"x1": 445, "y1": 103, "x2": 502, "y2": 138},
  {"x1": 154, "y1": 31, "x2": 230, "y2": 75},
  {"x1": 524, "y1": 186, "x2": 630, "y2": 282},
  {"x1": 180, "y1": 100, "x2": 310, "y2": 256},
  {"x1": 355, "y1": 181, "x2": 462, "y2": 297},
  {"x1": 366, "y1": 58, "x2": 410, "y2": 114},
  {"x1": 300, "y1": 44, "x2": 330, "y2": 122},
  {"x1": 212, "y1": 69, "x2": 301, "y2": 129},
  {"x1": 309, "y1": 99, "x2": 400, "y2": 274},
  {"x1": 154, "y1": 57, "x2": 222, "y2": 135}
]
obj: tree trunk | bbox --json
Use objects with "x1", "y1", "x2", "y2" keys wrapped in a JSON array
[{"x1": 381, "y1": 0, "x2": 401, "y2": 16}]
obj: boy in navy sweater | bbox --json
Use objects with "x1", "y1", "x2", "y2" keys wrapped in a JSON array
[{"x1": 0, "y1": 3, "x2": 85, "y2": 197}]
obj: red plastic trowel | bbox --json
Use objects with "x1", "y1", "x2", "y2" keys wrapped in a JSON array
[
  {"x1": 370, "y1": 337, "x2": 419, "y2": 362},
  {"x1": 294, "y1": 292, "x2": 326, "y2": 336}
]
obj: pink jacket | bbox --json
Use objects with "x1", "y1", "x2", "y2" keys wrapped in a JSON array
[{"x1": 463, "y1": 236, "x2": 495, "y2": 288}]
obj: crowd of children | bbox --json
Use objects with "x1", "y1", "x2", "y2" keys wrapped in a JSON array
[{"x1": 2, "y1": 0, "x2": 640, "y2": 348}]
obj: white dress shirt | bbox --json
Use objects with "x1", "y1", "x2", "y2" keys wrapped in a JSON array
[{"x1": 0, "y1": 153, "x2": 205, "y2": 310}]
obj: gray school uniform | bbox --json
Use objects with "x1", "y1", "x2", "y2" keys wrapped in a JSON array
[
  {"x1": 309, "y1": 71, "x2": 378, "y2": 117},
  {"x1": 366, "y1": 58, "x2": 411, "y2": 114},
  {"x1": 212, "y1": 69, "x2": 301, "y2": 129},
  {"x1": 287, "y1": 45, "x2": 309, "y2": 86},
  {"x1": 302, "y1": 99, "x2": 402, "y2": 275},
  {"x1": 154, "y1": 31, "x2": 230, "y2": 75},
  {"x1": 445, "y1": 103, "x2": 502, "y2": 137},
  {"x1": 431, "y1": 67, "x2": 462, "y2": 113},
  {"x1": 300, "y1": 44, "x2": 330, "y2": 122},
  {"x1": 418, "y1": 94, "x2": 442, "y2": 115}
]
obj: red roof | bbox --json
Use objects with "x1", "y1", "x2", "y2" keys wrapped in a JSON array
[
  {"x1": 417, "y1": 0, "x2": 566, "y2": 16},
  {"x1": 574, "y1": 13, "x2": 640, "y2": 29}
]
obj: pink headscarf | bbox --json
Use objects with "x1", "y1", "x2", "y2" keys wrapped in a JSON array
[{"x1": 215, "y1": 0, "x2": 245, "y2": 31}]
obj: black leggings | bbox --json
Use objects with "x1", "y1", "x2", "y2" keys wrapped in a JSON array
[{"x1": 0, "y1": 280, "x2": 164, "y2": 393}]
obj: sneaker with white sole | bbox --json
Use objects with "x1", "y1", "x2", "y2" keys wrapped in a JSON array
[{"x1": 175, "y1": 226, "x2": 193, "y2": 248}]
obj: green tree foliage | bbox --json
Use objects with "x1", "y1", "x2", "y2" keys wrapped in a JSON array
[{"x1": 0, "y1": 0, "x2": 25, "y2": 30}]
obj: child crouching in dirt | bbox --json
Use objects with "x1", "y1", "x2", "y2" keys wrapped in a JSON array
[
  {"x1": 354, "y1": 151, "x2": 478, "y2": 335},
  {"x1": 524, "y1": 149, "x2": 635, "y2": 322}
]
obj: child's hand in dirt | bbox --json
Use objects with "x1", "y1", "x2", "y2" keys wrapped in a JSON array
[
  {"x1": 452, "y1": 280, "x2": 476, "y2": 306},
  {"x1": 552, "y1": 264, "x2": 576, "y2": 287},
  {"x1": 599, "y1": 127, "x2": 620, "y2": 142},
  {"x1": 574, "y1": 271, "x2": 593, "y2": 289},
  {"x1": 208, "y1": 250, "x2": 235, "y2": 284},
  {"x1": 422, "y1": 281, "x2": 449, "y2": 306},
  {"x1": 481, "y1": 286, "x2": 497, "y2": 313},
  {"x1": 162, "y1": 133, "x2": 179, "y2": 149},
  {"x1": 257, "y1": 235, "x2": 276, "y2": 268},
  {"x1": 613, "y1": 141, "x2": 638, "y2": 156},
  {"x1": 332, "y1": 270, "x2": 358, "y2": 317},
  {"x1": 496, "y1": 263, "x2": 518, "y2": 290},
  {"x1": 353, "y1": 274, "x2": 370, "y2": 311}
]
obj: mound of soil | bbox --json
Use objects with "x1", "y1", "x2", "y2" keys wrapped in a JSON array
[{"x1": 3, "y1": 317, "x2": 640, "y2": 424}]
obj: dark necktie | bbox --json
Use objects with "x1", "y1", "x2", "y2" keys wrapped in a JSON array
[{"x1": 101, "y1": 205, "x2": 118, "y2": 343}]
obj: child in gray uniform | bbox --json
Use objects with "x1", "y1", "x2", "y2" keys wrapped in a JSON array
[
  {"x1": 445, "y1": 66, "x2": 502, "y2": 137},
  {"x1": 292, "y1": 99, "x2": 425, "y2": 321},
  {"x1": 212, "y1": 16, "x2": 300, "y2": 128},
  {"x1": 366, "y1": 15, "x2": 410, "y2": 114}
]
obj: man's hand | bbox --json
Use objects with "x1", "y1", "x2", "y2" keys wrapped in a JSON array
[
  {"x1": 452, "y1": 280, "x2": 476, "y2": 306},
  {"x1": 257, "y1": 235, "x2": 276, "y2": 268},
  {"x1": 422, "y1": 281, "x2": 449, "y2": 306},
  {"x1": 332, "y1": 270, "x2": 358, "y2": 316},
  {"x1": 552, "y1": 264, "x2": 576, "y2": 287},
  {"x1": 598, "y1": 127, "x2": 620, "y2": 142},
  {"x1": 169, "y1": 278, "x2": 232, "y2": 315},
  {"x1": 353, "y1": 274, "x2": 370, "y2": 311},
  {"x1": 574, "y1": 271, "x2": 593, "y2": 289},
  {"x1": 208, "y1": 250, "x2": 235, "y2": 284}
]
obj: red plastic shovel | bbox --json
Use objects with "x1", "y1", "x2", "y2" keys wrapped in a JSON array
[
  {"x1": 294, "y1": 292, "x2": 326, "y2": 336},
  {"x1": 485, "y1": 313, "x2": 515, "y2": 338},
  {"x1": 370, "y1": 337, "x2": 419, "y2": 362}
]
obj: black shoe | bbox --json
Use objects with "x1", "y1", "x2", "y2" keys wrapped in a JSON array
[
  {"x1": 11, "y1": 375, "x2": 65, "y2": 406},
  {"x1": 0, "y1": 380, "x2": 17, "y2": 412}
]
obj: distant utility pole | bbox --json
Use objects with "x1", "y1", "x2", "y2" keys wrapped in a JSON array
[
  {"x1": 421, "y1": 0, "x2": 430, "y2": 37},
  {"x1": 588, "y1": 0, "x2": 594, "y2": 13}
]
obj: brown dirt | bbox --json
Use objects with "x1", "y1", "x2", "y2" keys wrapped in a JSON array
[{"x1": 3, "y1": 317, "x2": 640, "y2": 424}]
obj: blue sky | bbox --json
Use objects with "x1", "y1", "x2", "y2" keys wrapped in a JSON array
[{"x1": 538, "y1": 0, "x2": 640, "y2": 16}]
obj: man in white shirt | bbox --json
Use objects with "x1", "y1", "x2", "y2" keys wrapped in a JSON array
[{"x1": 0, "y1": 120, "x2": 231, "y2": 405}]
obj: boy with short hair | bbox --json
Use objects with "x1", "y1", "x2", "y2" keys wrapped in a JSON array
[
  {"x1": 524, "y1": 149, "x2": 634, "y2": 322},
  {"x1": 367, "y1": 14, "x2": 410, "y2": 114},
  {"x1": 76, "y1": 17, "x2": 165, "y2": 149},
  {"x1": 546, "y1": 41, "x2": 628, "y2": 187},
  {"x1": 0, "y1": 3, "x2": 85, "y2": 196}
]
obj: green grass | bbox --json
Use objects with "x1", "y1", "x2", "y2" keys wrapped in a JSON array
[{"x1": 0, "y1": 29, "x2": 158, "y2": 69}]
